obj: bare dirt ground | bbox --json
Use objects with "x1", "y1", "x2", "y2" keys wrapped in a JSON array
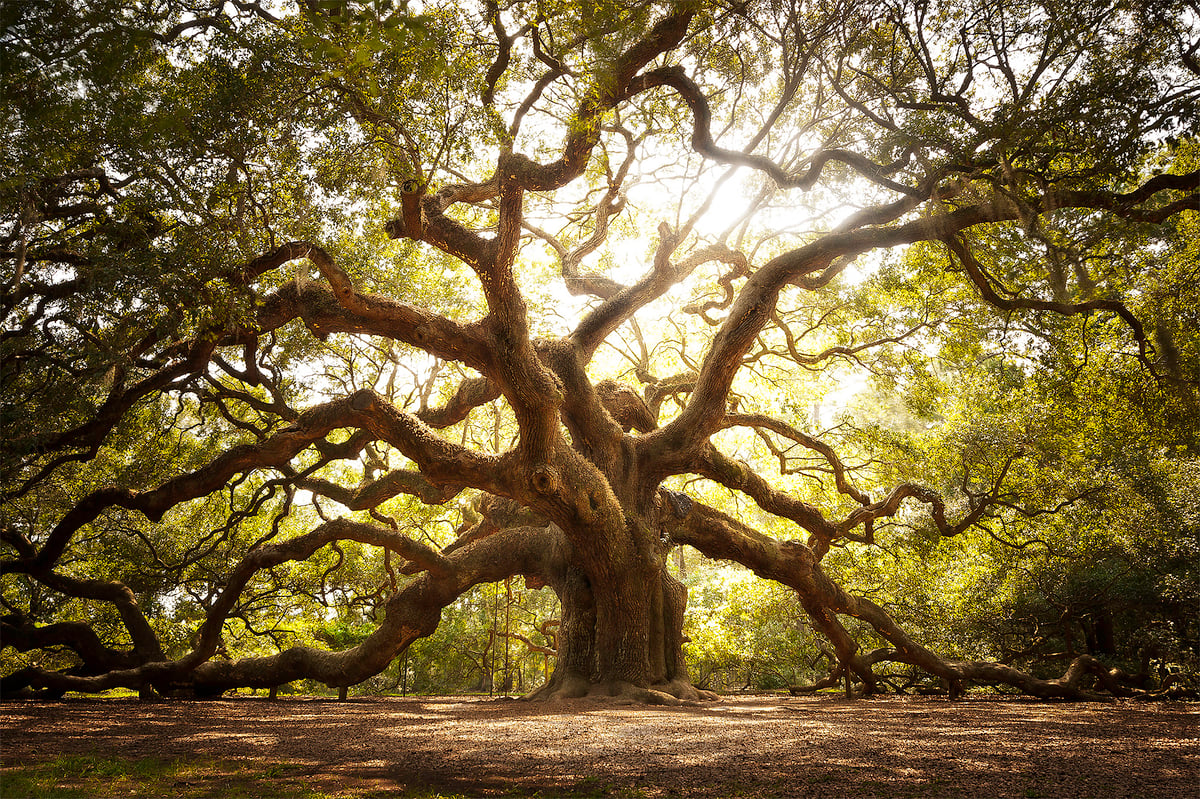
[{"x1": 2, "y1": 693, "x2": 1197, "y2": 798}]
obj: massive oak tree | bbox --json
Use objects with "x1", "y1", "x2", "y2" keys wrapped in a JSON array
[{"x1": 2, "y1": 0, "x2": 1197, "y2": 703}]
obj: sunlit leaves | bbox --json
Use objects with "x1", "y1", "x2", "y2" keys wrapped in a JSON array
[
  {"x1": 3, "y1": 0, "x2": 1197, "y2": 699},
  {"x1": 683, "y1": 563, "x2": 816, "y2": 690}
]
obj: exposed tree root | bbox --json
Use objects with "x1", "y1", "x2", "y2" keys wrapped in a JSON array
[
  {"x1": 522, "y1": 672, "x2": 718, "y2": 705},
  {"x1": 522, "y1": 671, "x2": 593, "y2": 701}
]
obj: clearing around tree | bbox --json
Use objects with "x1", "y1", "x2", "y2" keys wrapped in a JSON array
[{"x1": 2, "y1": 694, "x2": 1197, "y2": 798}]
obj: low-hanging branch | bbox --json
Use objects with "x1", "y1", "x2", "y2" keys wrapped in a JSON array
[{"x1": 4, "y1": 0, "x2": 1194, "y2": 706}]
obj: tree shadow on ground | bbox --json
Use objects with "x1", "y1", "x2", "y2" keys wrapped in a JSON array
[{"x1": 2, "y1": 695, "x2": 1196, "y2": 797}]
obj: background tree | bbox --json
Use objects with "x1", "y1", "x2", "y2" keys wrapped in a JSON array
[{"x1": 2, "y1": 0, "x2": 1197, "y2": 703}]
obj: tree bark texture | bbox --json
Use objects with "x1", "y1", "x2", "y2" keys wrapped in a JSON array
[{"x1": 4, "y1": 2, "x2": 1196, "y2": 704}]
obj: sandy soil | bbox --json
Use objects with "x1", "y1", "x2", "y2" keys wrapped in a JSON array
[{"x1": 2, "y1": 693, "x2": 1197, "y2": 797}]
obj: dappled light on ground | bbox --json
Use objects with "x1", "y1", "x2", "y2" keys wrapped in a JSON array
[{"x1": 3, "y1": 695, "x2": 1195, "y2": 797}]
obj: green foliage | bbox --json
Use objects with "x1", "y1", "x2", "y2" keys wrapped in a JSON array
[
  {"x1": 818, "y1": 172, "x2": 1200, "y2": 680},
  {"x1": 396, "y1": 579, "x2": 561, "y2": 696},
  {"x1": 682, "y1": 562, "x2": 820, "y2": 691},
  {"x1": 1, "y1": 754, "x2": 333, "y2": 799},
  {"x1": 2, "y1": 0, "x2": 1195, "y2": 700}
]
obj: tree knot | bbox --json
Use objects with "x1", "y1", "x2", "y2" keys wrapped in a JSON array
[
  {"x1": 349, "y1": 389, "x2": 377, "y2": 412},
  {"x1": 665, "y1": 490, "x2": 693, "y2": 519},
  {"x1": 530, "y1": 465, "x2": 560, "y2": 495}
]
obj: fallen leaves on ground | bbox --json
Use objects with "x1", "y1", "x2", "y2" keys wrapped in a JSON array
[{"x1": 2, "y1": 694, "x2": 1196, "y2": 797}]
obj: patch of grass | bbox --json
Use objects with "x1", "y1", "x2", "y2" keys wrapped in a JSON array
[
  {"x1": 549, "y1": 776, "x2": 647, "y2": 798},
  {"x1": 0, "y1": 755, "x2": 331, "y2": 799},
  {"x1": 545, "y1": 777, "x2": 659, "y2": 798},
  {"x1": 0, "y1": 757, "x2": 493, "y2": 799}
]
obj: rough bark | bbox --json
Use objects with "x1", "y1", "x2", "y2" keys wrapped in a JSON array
[{"x1": 5, "y1": 2, "x2": 1195, "y2": 706}]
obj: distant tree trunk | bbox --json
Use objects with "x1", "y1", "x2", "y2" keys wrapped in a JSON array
[{"x1": 1095, "y1": 608, "x2": 1116, "y2": 655}]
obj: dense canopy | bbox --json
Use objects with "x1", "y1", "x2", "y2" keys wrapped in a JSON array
[{"x1": 2, "y1": 0, "x2": 1197, "y2": 703}]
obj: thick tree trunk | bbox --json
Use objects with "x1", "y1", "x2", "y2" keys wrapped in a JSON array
[{"x1": 527, "y1": 526, "x2": 707, "y2": 703}]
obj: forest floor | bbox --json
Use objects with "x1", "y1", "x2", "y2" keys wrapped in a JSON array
[{"x1": 1, "y1": 693, "x2": 1197, "y2": 798}]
